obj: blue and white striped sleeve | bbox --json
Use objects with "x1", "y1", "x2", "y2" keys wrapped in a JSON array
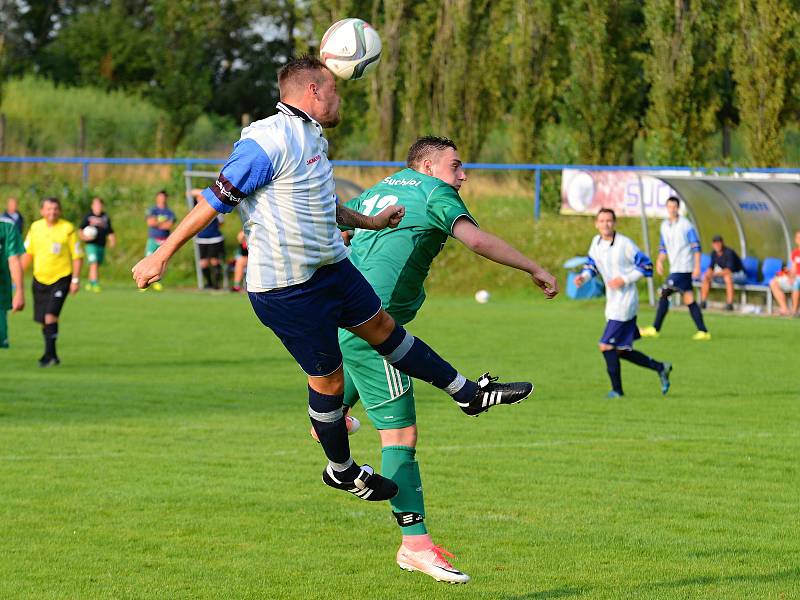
[
  {"x1": 580, "y1": 257, "x2": 598, "y2": 280},
  {"x1": 202, "y1": 138, "x2": 275, "y2": 214},
  {"x1": 687, "y1": 227, "x2": 701, "y2": 253}
]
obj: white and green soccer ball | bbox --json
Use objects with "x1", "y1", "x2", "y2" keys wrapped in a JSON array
[{"x1": 320, "y1": 18, "x2": 382, "y2": 80}]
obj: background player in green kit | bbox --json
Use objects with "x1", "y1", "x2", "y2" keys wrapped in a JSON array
[
  {"x1": 336, "y1": 136, "x2": 558, "y2": 583},
  {"x1": 0, "y1": 215, "x2": 26, "y2": 348}
]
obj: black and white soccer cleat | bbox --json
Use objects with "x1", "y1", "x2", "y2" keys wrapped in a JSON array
[
  {"x1": 457, "y1": 372, "x2": 534, "y2": 417},
  {"x1": 322, "y1": 464, "x2": 398, "y2": 501}
]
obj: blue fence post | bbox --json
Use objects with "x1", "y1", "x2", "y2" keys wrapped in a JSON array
[{"x1": 534, "y1": 168, "x2": 541, "y2": 221}]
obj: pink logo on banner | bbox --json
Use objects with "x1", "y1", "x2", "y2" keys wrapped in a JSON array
[{"x1": 560, "y1": 169, "x2": 679, "y2": 218}]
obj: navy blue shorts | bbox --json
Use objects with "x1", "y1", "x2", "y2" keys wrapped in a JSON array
[
  {"x1": 664, "y1": 272, "x2": 693, "y2": 293},
  {"x1": 600, "y1": 317, "x2": 640, "y2": 350},
  {"x1": 248, "y1": 258, "x2": 382, "y2": 376}
]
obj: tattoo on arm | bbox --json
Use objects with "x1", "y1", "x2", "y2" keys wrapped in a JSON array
[{"x1": 336, "y1": 205, "x2": 374, "y2": 230}]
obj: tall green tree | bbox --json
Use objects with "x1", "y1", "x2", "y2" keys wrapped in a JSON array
[
  {"x1": 508, "y1": 0, "x2": 560, "y2": 163},
  {"x1": 367, "y1": 0, "x2": 409, "y2": 161},
  {"x1": 641, "y1": 0, "x2": 722, "y2": 165},
  {"x1": 425, "y1": 0, "x2": 510, "y2": 160},
  {"x1": 732, "y1": 0, "x2": 796, "y2": 166},
  {"x1": 559, "y1": 0, "x2": 647, "y2": 164}
]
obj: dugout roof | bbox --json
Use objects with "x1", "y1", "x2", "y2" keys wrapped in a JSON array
[{"x1": 655, "y1": 175, "x2": 800, "y2": 263}]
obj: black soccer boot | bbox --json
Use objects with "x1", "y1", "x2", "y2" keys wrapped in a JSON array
[
  {"x1": 457, "y1": 372, "x2": 534, "y2": 417},
  {"x1": 322, "y1": 464, "x2": 399, "y2": 501}
]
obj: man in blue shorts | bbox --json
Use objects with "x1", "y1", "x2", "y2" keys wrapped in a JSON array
[
  {"x1": 640, "y1": 196, "x2": 709, "y2": 340},
  {"x1": 575, "y1": 208, "x2": 671, "y2": 398},
  {"x1": 132, "y1": 56, "x2": 534, "y2": 504}
]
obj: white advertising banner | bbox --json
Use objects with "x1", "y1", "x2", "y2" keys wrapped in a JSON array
[{"x1": 560, "y1": 169, "x2": 681, "y2": 218}]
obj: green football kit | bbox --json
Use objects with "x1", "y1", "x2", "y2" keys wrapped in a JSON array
[
  {"x1": 340, "y1": 168, "x2": 477, "y2": 430},
  {"x1": 0, "y1": 218, "x2": 26, "y2": 348},
  {"x1": 339, "y1": 168, "x2": 477, "y2": 535}
]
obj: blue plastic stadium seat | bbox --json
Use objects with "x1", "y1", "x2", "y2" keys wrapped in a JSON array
[
  {"x1": 695, "y1": 253, "x2": 712, "y2": 281},
  {"x1": 760, "y1": 257, "x2": 784, "y2": 284},
  {"x1": 743, "y1": 256, "x2": 760, "y2": 284}
]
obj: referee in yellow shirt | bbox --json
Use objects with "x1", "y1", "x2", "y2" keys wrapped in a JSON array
[{"x1": 23, "y1": 197, "x2": 84, "y2": 367}]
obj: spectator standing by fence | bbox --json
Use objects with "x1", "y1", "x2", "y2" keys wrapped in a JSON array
[{"x1": 79, "y1": 197, "x2": 116, "y2": 292}]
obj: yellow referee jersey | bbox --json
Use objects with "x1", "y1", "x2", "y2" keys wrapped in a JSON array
[{"x1": 24, "y1": 218, "x2": 84, "y2": 285}]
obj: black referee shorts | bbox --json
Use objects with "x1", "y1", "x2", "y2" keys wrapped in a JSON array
[
  {"x1": 33, "y1": 275, "x2": 71, "y2": 324},
  {"x1": 198, "y1": 241, "x2": 225, "y2": 260}
]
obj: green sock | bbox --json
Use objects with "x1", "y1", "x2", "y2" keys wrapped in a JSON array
[
  {"x1": 382, "y1": 445, "x2": 427, "y2": 535},
  {"x1": 0, "y1": 311, "x2": 8, "y2": 348}
]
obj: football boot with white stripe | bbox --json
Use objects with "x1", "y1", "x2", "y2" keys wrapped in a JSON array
[
  {"x1": 396, "y1": 544, "x2": 471, "y2": 584},
  {"x1": 457, "y1": 372, "x2": 533, "y2": 417},
  {"x1": 322, "y1": 464, "x2": 398, "y2": 501}
]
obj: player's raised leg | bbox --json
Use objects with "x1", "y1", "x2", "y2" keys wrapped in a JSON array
[{"x1": 348, "y1": 308, "x2": 532, "y2": 416}]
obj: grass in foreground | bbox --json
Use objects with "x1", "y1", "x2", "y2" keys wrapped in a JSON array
[{"x1": 2, "y1": 287, "x2": 799, "y2": 599}]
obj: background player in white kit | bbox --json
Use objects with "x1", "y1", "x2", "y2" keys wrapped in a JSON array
[
  {"x1": 640, "y1": 196, "x2": 710, "y2": 340},
  {"x1": 575, "y1": 208, "x2": 672, "y2": 398}
]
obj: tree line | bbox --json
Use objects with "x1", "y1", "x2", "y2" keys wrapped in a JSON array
[{"x1": 1, "y1": 0, "x2": 798, "y2": 166}]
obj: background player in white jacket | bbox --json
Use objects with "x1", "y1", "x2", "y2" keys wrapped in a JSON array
[{"x1": 575, "y1": 208, "x2": 672, "y2": 398}]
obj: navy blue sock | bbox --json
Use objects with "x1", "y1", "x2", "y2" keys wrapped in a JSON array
[
  {"x1": 371, "y1": 326, "x2": 478, "y2": 403},
  {"x1": 602, "y1": 350, "x2": 623, "y2": 394},
  {"x1": 687, "y1": 302, "x2": 707, "y2": 332},
  {"x1": 619, "y1": 349, "x2": 663, "y2": 372},
  {"x1": 653, "y1": 297, "x2": 670, "y2": 331},
  {"x1": 308, "y1": 386, "x2": 359, "y2": 479}
]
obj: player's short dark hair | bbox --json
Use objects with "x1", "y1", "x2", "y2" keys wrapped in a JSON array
[
  {"x1": 406, "y1": 136, "x2": 458, "y2": 168},
  {"x1": 157, "y1": 189, "x2": 168, "y2": 196},
  {"x1": 40, "y1": 196, "x2": 60, "y2": 208},
  {"x1": 278, "y1": 54, "x2": 328, "y2": 94},
  {"x1": 666, "y1": 196, "x2": 680, "y2": 206},
  {"x1": 597, "y1": 207, "x2": 616, "y2": 221}
]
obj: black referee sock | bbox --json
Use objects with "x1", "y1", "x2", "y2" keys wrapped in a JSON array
[
  {"x1": 602, "y1": 350, "x2": 623, "y2": 394},
  {"x1": 42, "y1": 323, "x2": 58, "y2": 358},
  {"x1": 619, "y1": 349, "x2": 663, "y2": 372},
  {"x1": 202, "y1": 266, "x2": 212, "y2": 287},
  {"x1": 687, "y1": 302, "x2": 708, "y2": 332}
]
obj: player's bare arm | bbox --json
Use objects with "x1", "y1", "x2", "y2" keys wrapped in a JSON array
[
  {"x1": 70, "y1": 257, "x2": 82, "y2": 295},
  {"x1": 132, "y1": 198, "x2": 218, "y2": 288},
  {"x1": 452, "y1": 218, "x2": 558, "y2": 298},
  {"x1": 8, "y1": 254, "x2": 24, "y2": 312},
  {"x1": 655, "y1": 253, "x2": 665, "y2": 276},
  {"x1": 336, "y1": 204, "x2": 405, "y2": 230}
]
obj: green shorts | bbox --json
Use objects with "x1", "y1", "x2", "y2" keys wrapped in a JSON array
[
  {"x1": 146, "y1": 238, "x2": 164, "y2": 256},
  {"x1": 85, "y1": 243, "x2": 105, "y2": 265},
  {"x1": 339, "y1": 329, "x2": 416, "y2": 430}
]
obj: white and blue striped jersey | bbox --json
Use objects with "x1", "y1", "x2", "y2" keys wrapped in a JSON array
[
  {"x1": 581, "y1": 232, "x2": 653, "y2": 322},
  {"x1": 202, "y1": 102, "x2": 348, "y2": 291},
  {"x1": 658, "y1": 216, "x2": 701, "y2": 273}
]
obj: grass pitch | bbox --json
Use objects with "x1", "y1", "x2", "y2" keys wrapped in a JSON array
[{"x1": 2, "y1": 287, "x2": 799, "y2": 599}]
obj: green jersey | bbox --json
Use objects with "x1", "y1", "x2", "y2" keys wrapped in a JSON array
[
  {"x1": 0, "y1": 218, "x2": 25, "y2": 310},
  {"x1": 345, "y1": 168, "x2": 477, "y2": 324}
]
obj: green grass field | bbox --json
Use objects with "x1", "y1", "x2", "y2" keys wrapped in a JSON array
[{"x1": 2, "y1": 287, "x2": 799, "y2": 599}]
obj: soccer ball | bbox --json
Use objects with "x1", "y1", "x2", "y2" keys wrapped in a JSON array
[
  {"x1": 82, "y1": 225, "x2": 98, "y2": 241},
  {"x1": 474, "y1": 290, "x2": 490, "y2": 304},
  {"x1": 320, "y1": 18, "x2": 382, "y2": 80}
]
